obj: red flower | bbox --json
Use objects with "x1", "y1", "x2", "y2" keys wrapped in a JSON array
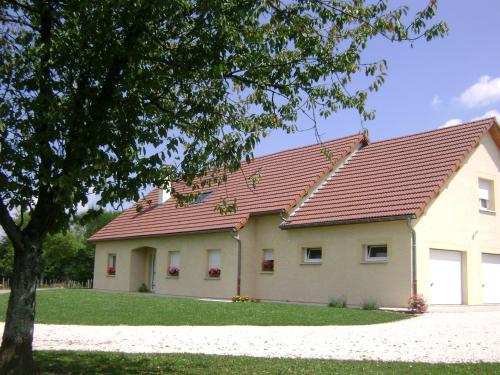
[
  {"x1": 107, "y1": 266, "x2": 116, "y2": 275},
  {"x1": 208, "y1": 268, "x2": 221, "y2": 277}
]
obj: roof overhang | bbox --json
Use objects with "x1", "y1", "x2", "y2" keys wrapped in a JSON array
[
  {"x1": 89, "y1": 226, "x2": 236, "y2": 243},
  {"x1": 280, "y1": 214, "x2": 416, "y2": 230}
]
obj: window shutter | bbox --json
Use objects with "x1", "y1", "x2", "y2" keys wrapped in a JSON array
[
  {"x1": 479, "y1": 179, "x2": 491, "y2": 200},
  {"x1": 170, "y1": 252, "x2": 180, "y2": 268},
  {"x1": 263, "y1": 249, "x2": 274, "y2": 261},
  {"x1": 208, "y1": 250, "x2": 221, "y2": 268}
]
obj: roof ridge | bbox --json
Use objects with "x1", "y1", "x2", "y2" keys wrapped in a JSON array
[
  {"x1": 250, "y1": 132, "x2": 364, "y2": 161},
  {"x1": 369, "y1": 118, "x2": 495, "y2": 146}
]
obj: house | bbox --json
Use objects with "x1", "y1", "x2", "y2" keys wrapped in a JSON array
[{"x1": 91, "y1": 118, "x2": 500, "y2": 307}]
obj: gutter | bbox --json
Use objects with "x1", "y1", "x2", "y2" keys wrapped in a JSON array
[
  {"x1": 232, "y1": 230, "x2": 242, "y2": 296},
  {"x1": 90, "y1": 227, "x2": 236, "y2": 243},
  {"x1": 281, "y1": 214, "x2": 416, "y2": 229},
  {"x1": 406, "y1": 218, "x2": 417, "y2": 295}
]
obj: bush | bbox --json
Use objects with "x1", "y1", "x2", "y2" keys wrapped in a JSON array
[
  {"x1": 328, "y1": 296, "x2": 347, "y2": 308},
  {"x1": 232, "y1": 295, "x2": 260, "y2": 303},
  {"x1": 138, "y1": 283, "x2": 149, "y2": 293},
  {"x1": 361, "y1": 299, "x2": 379, "y2": 310},
  {"x1": 408, "y1": 294, "x2": 428, "y2": 314}
]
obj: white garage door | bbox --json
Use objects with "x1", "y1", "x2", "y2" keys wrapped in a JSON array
[
  {"x1": 429, "y1": 249, "x2": 462, "y2": 304},
  {"x1": 482, "y1": 254, "x2": 500, "y2": 304}
]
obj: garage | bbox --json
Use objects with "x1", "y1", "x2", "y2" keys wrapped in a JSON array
[
  {"x1": 429, "y1": 249, "x2": 463, "y2": 304},
  {"x1": 482, "y1": 254, "x2": 500, "y2": 304}
]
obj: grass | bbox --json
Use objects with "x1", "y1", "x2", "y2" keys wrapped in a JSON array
[
  {"x1": 0, "y1": 289, "x2": 407, "y2": 326},
  {"x1": 34, "y1": 351, "x2": 500, "y2": 374}
]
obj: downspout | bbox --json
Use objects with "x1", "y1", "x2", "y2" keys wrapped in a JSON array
[
  {"x1": 232, "y1": 230, "x2": 242, "y2": 296},
  {"x1": 406, "y1": 218, "x2": 417, "y2": 295}
]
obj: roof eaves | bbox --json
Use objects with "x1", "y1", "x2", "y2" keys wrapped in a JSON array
[
  {"x1": 89, "y1": 226, "x2": 236, "y2": 243},
  {"x1": 280, "y1": 214, "x2": 416, "y2": 229}
]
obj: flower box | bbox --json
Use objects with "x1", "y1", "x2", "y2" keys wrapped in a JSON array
[
  {"x1": 208, "y1": 267, "x2": 221, "y2": 278},
  {"x1": 168, "y1": 266, "x2": 179, "y2": 277},
  {"x1": 107, "y1": 266, "x2": 116, "y2": 276},
  {"x1": 262, "y1": 259, "x2": 274, "y2": 272}
]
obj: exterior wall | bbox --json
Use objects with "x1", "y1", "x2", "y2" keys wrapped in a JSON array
[
  {"x1": 414, "y1": 133, "x2": 500, "y2": 304},
  {"x1": 240, "y1": 215, "x2": 412, "y2": 307},
  {"x1": 94, "y1": 231, "x2": 239, "y2": 299}
]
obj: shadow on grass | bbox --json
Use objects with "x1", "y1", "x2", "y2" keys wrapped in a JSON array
[{"x1": 34, "y1": 351, "x2": 500, "y2": 375}]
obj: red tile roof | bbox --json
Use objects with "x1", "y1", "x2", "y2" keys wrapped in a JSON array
[
  {"x1": 283, "y1": 118, "x2": 500, "y2": 228},
  {"x1": 90, "y1": 134, "x2": 365, "y2": 241}
]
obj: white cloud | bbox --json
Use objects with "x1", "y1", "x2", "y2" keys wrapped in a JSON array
[
  {"x1": 440, "y1": 118, "x2": 462, "y2": 128},
  {"x1": 431, "y1": 95, "x2": 442, "y2": 107},
  {"x1": 459, "y1": 76, "x2": 500, "y2": 108},
  {"x1": 472, "y1": 109, "x2": 500, "y2": 123},
  {"x1": 77, "y1": 190, "x2": 99, "y2": 213}
]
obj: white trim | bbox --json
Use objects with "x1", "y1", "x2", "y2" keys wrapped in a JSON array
[
  {"x1": 285, "y1": 142, "x2": 363, "y2": 220},
  {"x1": 364, "y1": 244, "x2": 388, "y2": 262},
  {"x1": 303, "y1": 247, "x2": 322, "y2": 263}
]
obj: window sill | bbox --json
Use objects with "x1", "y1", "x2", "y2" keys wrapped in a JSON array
[
  {"x1": 360, "y1": 260, "x2": 388, "y2": 264},
  {"x1": 300, "y1": 262, "x2": 322, "y2": 266},
  {"x1": 106, "y1": 274, "x2": 116, "y2": 278},
  {"x1": 479, "y1": 208, "x2": 496, "y2": 214},
  {"x1": 205, "y1": 277, "x2": 221, "y2": 280},
  {"x1": 166, "y1": 275, "x2": 179, "y2": 279},
  {"x1": 260, "y1": 271, "x2": 274, "y2": 274}
]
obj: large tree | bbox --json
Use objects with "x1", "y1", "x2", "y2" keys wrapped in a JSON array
[{"x1": 0, "y1": 0, "x2": 446, "y2": 372}]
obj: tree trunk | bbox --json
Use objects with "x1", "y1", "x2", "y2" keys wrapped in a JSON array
[{"x1": 0, "y1": 237, "x2": 41, "y2": 375}]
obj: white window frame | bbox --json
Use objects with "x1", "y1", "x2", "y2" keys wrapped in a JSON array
[
  {"x1": 364, "y1": 244, "x2": 388, "y2": 262},
  {"x1": 303, "y1": 247, "x2": 322, "y2": 264},
  {"x1": 207, "y1": 249, "x2": 221, "y2": 270},
  {"x1": 479, "y1": 178, "x2": 495, "y2": 211}
]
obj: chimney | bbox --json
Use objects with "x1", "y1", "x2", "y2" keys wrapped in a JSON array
[{"x1": 158, "y1": 186, "x2": 171, "y2": 204}]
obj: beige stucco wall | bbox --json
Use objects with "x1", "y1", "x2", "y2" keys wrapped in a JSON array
[
  {"x1": 94, "y1": 215, "x2": 412, "y2": 306},
  {"x1": 240, "y1": 215, "x2": 412, "y2": 307},
  {"x1": 94, "y1": 231, "x2": 239, "y2": 299},
  {"x1": 413, "y1": 133, "x2": 500, "y2": 304}
]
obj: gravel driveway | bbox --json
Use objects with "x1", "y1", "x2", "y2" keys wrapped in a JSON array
[{"x1": 3, "y1": 309, "x2": 500, "y2": 363}]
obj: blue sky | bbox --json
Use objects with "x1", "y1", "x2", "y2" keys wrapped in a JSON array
[{"x1": 254, "y1": 0, "x2": 500, "y2": 156}]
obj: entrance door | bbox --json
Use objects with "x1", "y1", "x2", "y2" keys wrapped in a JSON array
[
  {"x1": 150, "y1": 253, "x2": 157, "y2": 292},
  {"x1": 429, "y1": 249, "x2": 462, "y2": 304},
  {"x1": 482, "y1": 254, "x2": 500, "y2": 304}
]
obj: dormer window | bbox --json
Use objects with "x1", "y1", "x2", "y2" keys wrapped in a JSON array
[
  {"x1": 479, "y1": 178, "x2": 495, "y2": 211},
  {"x1": 193, "y1": 191, "x2": 212, "y2": 204}
]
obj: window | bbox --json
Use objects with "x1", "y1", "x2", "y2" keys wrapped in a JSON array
[
  {"x1": 193, "y1": 191, "x2": 212, "y2": 204},
  {"x1": 365, "y1": 245, "x2": 388, "y2": 262},
  {"x1": 303, "y1": 247, "x2": 322, "y2": 263},
  {"x1": 262, "y1": 249, "x2": 274, "y2": 272},
  {"x1": 168, "y1": 251, "x2": 180, "y2": 276},
  {"x1": 207, "y1": 249, "x2": 221, "y2": 278},
  {"x1": 107, "y1": 254, "x2": 116, "y2": 275},
  {"x1": 479, "y1": 178, "x2": 494, "y2": 211}
]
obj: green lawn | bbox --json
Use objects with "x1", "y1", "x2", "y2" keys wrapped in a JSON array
[
  {"x1": 34, "y1": 352, "x2": 500, "y2": 374},
  {"x1": 0, "y1": 289, "x2": 407, "y2": 326}
]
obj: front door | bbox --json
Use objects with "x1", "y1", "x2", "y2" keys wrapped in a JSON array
[{"x1": 150, "y1": 253, "x2": 157, "y2": 292}]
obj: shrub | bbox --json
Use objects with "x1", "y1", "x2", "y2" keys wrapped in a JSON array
[
  {"x1": 328, "y1": 296, "x2": 347, "y2": 308},
  {"x1": 138, "y1": 283, "x2": 149, "y2": 293},
  {"x1": 107, "y1": 266, "x2": 116, "y2": 276},
  {"x1": 232, "y1": 295, "x2": 260, "y2": 303},
  {"x1": 408, "y1": 294, "x2": 428, "y2": 314},
  {"x1": 361, "y1": 299, "x2": 379, "y2": 310}
]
